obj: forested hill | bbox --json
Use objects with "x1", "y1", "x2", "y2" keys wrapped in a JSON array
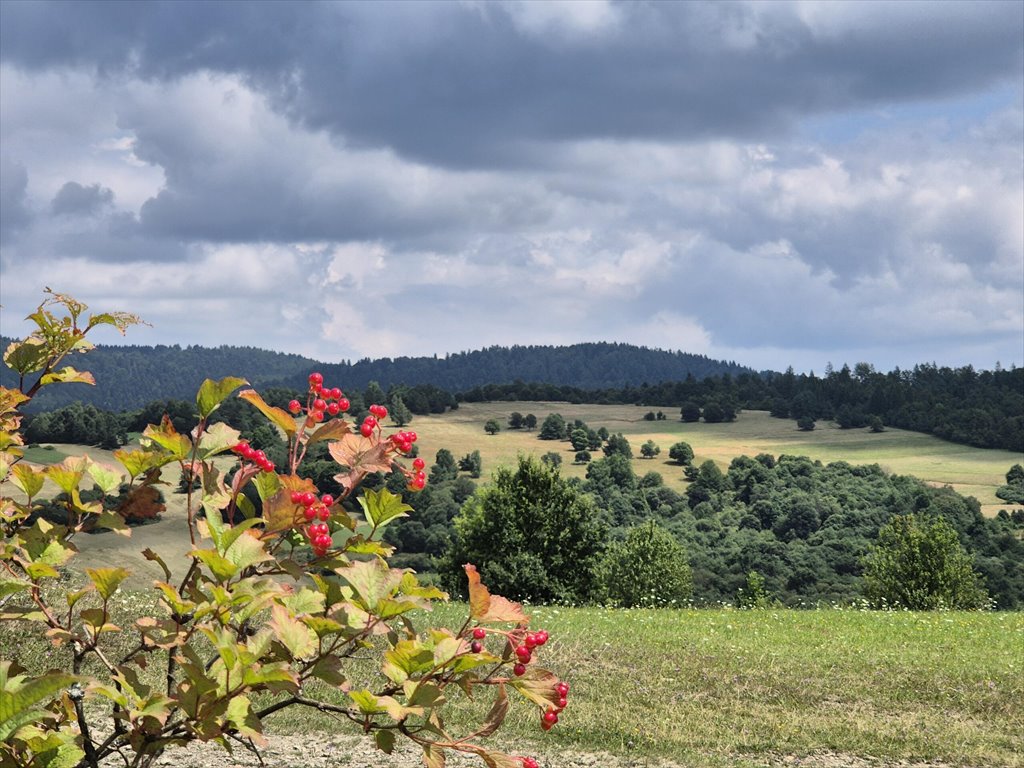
[
  {"x1": 301, "y1": 343, "x2": 753, "y2": 395},
  {"x1": 0, "y1": 339, "x2": 751, "y2": 412},
  {"x1": 0, "y1": 339, "x2": 321, "y2": 412}
]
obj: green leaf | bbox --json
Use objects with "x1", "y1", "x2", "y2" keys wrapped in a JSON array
[
  {"x1": 198, "y1": 421, "x2": 242, "y2": 460},
  {"x1": 374, "y1": 729, "x2": 395, "y2": 754},
  {"x1": 0, "y1": 577, "x2": 32, "y2": 601},
  {"x1": 422, "y1": 743, "x2": 446, "y2": 768},
  {"x1": 225, "y1": 694, "x2": 265, "y2": 744},
  {"x1": 142, "y1": 417, "x2": 192, "y2": 460},
  {"x1": 39, "y1": 366, "x2": 95, "y2": 387},
  {"x1": 11, "y1": 464, "x2": 45, "y2": 498},
  {"x1": 86, "y1": 567, "x2": 130, "y2": 600},
  {"x1": 268, "y1": 604, "x2": 316, "y2": 659},
  {"x1": 190, "y1": 549, "x2": 238, "y2": 582},
  {"x1": 238, "y1": 389, "x2": 296, "y2": 437},
  {"x1": 223, "y1": 531, "x2": 271, "y2": 572},
  {"x1": 339, "y1": 558, "x2": 401, "y2": 611},
  {"x1": 3, "y1": 338, "x2": 50, "y2": 375},
  {"x1": 44, "y1": 456, "x2": 88, "y2": 494},
  {"x1": 87, "y1": 461, "x2": 123, "y2": 495},
  {"x1": 349, "y1": 689, "x2": 384, "y2": 715},
  {"x1": 114, "y1": 447, "x2": 173, "y2": 478},
  {"x1": 93, "y1": 511, "x2": 129, "y2": 535},
  {"x1": 0, "y1": 663, "x2": 75, "y2": 742},
  {"x1": 252, "y1": 470, "x2": 281, "y2": 503},
  {"x1": 197, "y1": 377, "x2": 248, "y2": 419},
  {"x1": 382, "y1": 640, "x2": 435, "y2": 685},
  {"x1": 21, "y1": 732, "x2": 85, "y2": 768},
  {"x1": 358, "y1": 488, "x2": 412, "y2": 531},
  {"x1": 432, "y1": 636, "x2": 462, "y2": 667},
  {"x1": 280, "y1": 588, "x2": 326, "y2": 616}
]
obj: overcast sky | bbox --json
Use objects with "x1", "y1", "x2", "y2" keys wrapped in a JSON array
[{"x1": 1, "y1": 0, "x2": 1021, "y2": 373}]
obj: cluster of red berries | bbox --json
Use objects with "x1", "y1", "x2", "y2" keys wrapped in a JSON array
[
  {"x1": 521, "y1": 759, "x2": 539, "y2": 768},
  {"x1": 230, "y1": 440, "x2": 275, "y2": 473},
  {"x1": 407, "y1": 455, "x2": 427, "y2": 491},
  {"x1": 541, "y1": 679, "x2": 570, "y2": 731},
  {"x1": 512, "y1": 629, "x2": 549, "y2": 677},
  {"x1": 290, "y1": 490, "x2": 335, "y2": 556},
  {"x1": 290, "y1": 372, "x2": 350, "y2": 424}
]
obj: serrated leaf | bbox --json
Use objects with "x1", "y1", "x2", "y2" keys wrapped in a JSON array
[
  {"x1": 433, "y1": 636, "x2": 462, "y2": 667},
  {"x1": 86, "y1": 461, "x2": 122, "y2": 495},
  {"x1": 3, "y1": 338, "x2": 49, "y2": 375},
  {"x1": 198, "y1": 421, "x2": 242, "y2": 460},
  {"x1": 339, "y1": 558, "x2": 402, "y2": 611},
  {"x1": 470, "y1": 685, "x2": 508, "y2": 740},
  {"x1": 383, "y1": 640, "x2": 435, "y2": 685},
  {"x1": 94, "y1": 511, "x2": 129, "y2": 535},
  {"x1": 197, "y1": 377, "x2": 248, "y2": 419},
  {"x1": 464, "y1": 564, "x2": 527, "y2": 623},
  {"x1": 44, "y1": 456, "x2": 88, "y2": 494},
  {"x1": 306, "y1": 418, "x2": 351, "y2": 445},
  {"x1": 113, "y1": 447, "x2": 173, "y2": 478},
  {"x1": 252, "y1": 470, "x2": 281, "y2": 503},
  {"x1": 225, "y1": 694, "x2": 266, "y2": 745},
  {"x1": 349, "y1": 689, "x2": 383, "y2": 715},
  {"x1": 0, "y1": 664, "x2": 75, "y2": 741},
  {"x1": 86, "y1": 567, "x2": 130, "y2": 600},
  {"x1": 238, "y1": 389, "x2": 296, "y2": 437},
  {"x1": 268, "y1": 604, "x2": 316, "y2": 659},
  {"x1": 261, "y1": 475, "x2": 316, "y2": 534},
  {"x1": 359, "y1": 488, "x2": 413, "y2": 530},
  {"x1": 142, "y1": 417, "x2": 192, "y2": 460},
  {"x1": 20, "y1": 733, "x2": 84, "y2": 768},
  {"x1": 509, "y1": 667, "x2": 561, "y2": 709},
  {"x1": 190, "y1": 549, "x2": 237, "y2": 582},
  {"x1": 280, "y1": 588, "x2": 326, "y2": 615},
  {"x1": 224, "y1": 531, "x2": 271, "y2": 572},
  {"x1": 422, "y1": 743, "x2": 446, "y2": 768},
  {"x1": 11, "y1": 464, "x2": 45, "y2": 498},
  {"x1": 39, "y1": 366, "x2": 95, "y2": 387}
]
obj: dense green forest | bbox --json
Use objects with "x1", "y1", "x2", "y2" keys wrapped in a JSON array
[{"x1": 1, "y1": 339, "x2": 750, "y2": 411}]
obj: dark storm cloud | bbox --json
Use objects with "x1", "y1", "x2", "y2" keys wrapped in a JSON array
[
  {"x1": 2, "y1": 1, "x2": 1021, "y2": 167},
  {"x1": 51, "y1": 181, "x2": 114, "y2": 216}
]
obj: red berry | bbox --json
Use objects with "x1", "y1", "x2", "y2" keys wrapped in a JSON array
[
  {"x1": 300, "y1": 492, "x2": 316, "y2": 507},
  {"x1": 308, "y1": 372, "x2": 323, "y2": 387},
  {"x1": 556, "y1": 696, "x2": 567, "y2": 709},
  {"x1": 406, "y1": 431, "x2": 417, "y2": 442},
  {"x1": 290, "y1": 491, "x2": 303, "y2": 504},
  {"x1": 515, "y1": 646, "x2": 532, "y2": 662},
  {"x1": 328, "y1": 387, "x2": 343, "y2": 400},
  {"x1": 303, "y1": 507, "x2": 317, "y2": 522},
  {"x1": 288, "y1": 399, "x2": 302, "y2": 414},
  {"x1": 241, "y1": 445, "x2": 257, "y2": 460},
  {"x1": 470, "y1": 641, "x2": 483, "y2": 653},
  {"x1": 326, "y1": 402, "x2": 340, "y2": 416},
  {"x1": 313, "y1": 398, "x2": 327, "y2": 411},
  {"x1": 261, "y1": 460, "x2": 275, "y2": 473},
  {"x1": 472, "y1": 627, "x2": 486, "y2": 639},
  {"x1": 525, "y1": 633, "x2": 538, "y2": 649},
  {"x1": 522, "y1": 759, "x2": 539, "y2": 768},
  {"x1": 232, "y1": 441, "x2": 249, "y2": 454},
  {"x1": 317, "y1": 506, "x2": 330, "y2": 521},
  {"x1": 321, "y1": 494, "x2": 334, "y2": 507},
  {"x1": 413, "y1": 457, "x2": 426, "y2": 470},
  {"x1": 398, "y1": 440, "x2": 413, "y2": 453},
  {"x1": 360, "y1": 422, "x2": 374, "y2": 438},
  {"x1": 556, "y1": 682, "x2": 569, "y2": 697},
  {"x1": 535, "y1": 630, "x2": 549, "y2": 646},
  {"x1": 311, "y1": 409, "x2": 325, "y2": 422},
  {"x1": 338, "y1": 397, "x2": 350, "y2": 411},
  {"x1": 513, "y1": 663, "x2": 526, "y2": 676},
  {"x1": 543, "y1": 710, "x2": 558, "y2": 725},
  {"x1": 540, "y1": 721, "x2": 553, "y2": 731}
]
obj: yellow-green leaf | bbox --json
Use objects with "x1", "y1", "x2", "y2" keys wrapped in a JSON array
[
  {"x1": 87, "y1": 461, "x2": 123, "y2": 495},
  {"x1": 142, "y1": 417, "x2": 191, "y2": 460},
  {"x1": 11, "y1": 464, "x2": 45, "y2": 498},
  {"x1": 197, "y1": 377, "x2": 248, "y2": 419},
  {"x1": 358, "y1": 488, "x2": 412, "y2": 530},
  {"x1": 268, "y1": 604, "x2": 316, "y2": 659},
  {"x1": 39, "y1": 366, "x2": 95, "y2": 387},
  {"x1": 3, "y1": 338, "x2": 49, "y2": 375},
  {"x1": 44, "y1": 456, "x2": 88, "y2": 494},
  {"x1": 197, "y1": 421, "x2": 242, "y2": 460},
  {"x1": 238, "y1": 389, "x2": 296, "y2": 437},
  {"x1": 190, "y1": 549, "x2": 237, "y2": 582},
  {"x1": 86, "y1": 567, "x2": 130, "y2": 600}
]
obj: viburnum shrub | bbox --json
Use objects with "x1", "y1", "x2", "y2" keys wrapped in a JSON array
[{"x1": 0, "y1": 291, "x2": 569, "y2": 768}]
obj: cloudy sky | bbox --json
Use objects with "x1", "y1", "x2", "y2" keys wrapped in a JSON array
[{"x1": 1, "y1": 0, "x2": 1021, "y2": 373}]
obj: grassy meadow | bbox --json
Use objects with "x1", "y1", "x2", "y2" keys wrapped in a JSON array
[{"x1": 411, "y1": 404, "x2": 1023, "y2": 516}]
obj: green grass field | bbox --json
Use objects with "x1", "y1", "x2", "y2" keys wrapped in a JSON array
[
  {"x1": 13, "y1": 588, "x2": 1016, "y2": 767},
  {"x1": 412, "y1": 404, "x2": 1024, "y2": 515}
]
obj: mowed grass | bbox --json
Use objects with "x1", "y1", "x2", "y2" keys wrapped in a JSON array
[
  {"x1": 412, "y1": 404, "x2": 1024, "y2": 515},
  {"x1": 257, "y1": 603, "x2": 1024, "y2": 766},
  {"x1": 6, "y1": 585, "x2": 1020, "y2": 767}
]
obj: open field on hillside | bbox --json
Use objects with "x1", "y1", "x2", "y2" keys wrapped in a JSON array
[{"x1": 411, "y1": 404, "x2": 1024, "y2": 516}]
